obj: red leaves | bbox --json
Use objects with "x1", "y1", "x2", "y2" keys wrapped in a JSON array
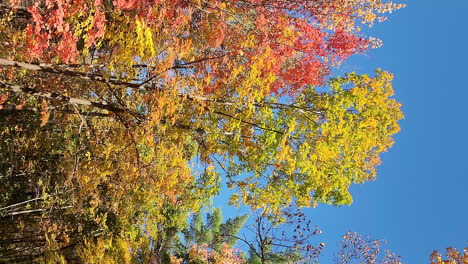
[
  {"x1": 113, "y1": 0, "x2": 138, "y2": 10},
  {"x1": 25, "y1": 3, "x2": 78, "y2": 62},
  {"x1": 273, "y1": 57, "x2": 326, "y2": 94},
  {"x1": 8, "y1": 0, "x2": 22, "y2": 8},
  {"x1": 0, "y1": 92, "x2": 10, "y2": 108},
  {"x1": 86, "y1": 9, "x2": 106, "y2": 46},
  {"x1": 19, "y1": 0, "x2": 381, "y2": 93},
  {"x1": 327, "y1": 29, "x2": 370, "y2": 60},
  {"x1": 113, "y1": 0, "x2": 162, "y2": 22},
  {"x1": 26, "y1": 5, "x2": 50, "y2": 60},
  {"x1": 22, "y1": 0, "x2": 110, "y2": 63},
  {"x1": 55, "y1": 31, "x2": 79, "y2": 63}
]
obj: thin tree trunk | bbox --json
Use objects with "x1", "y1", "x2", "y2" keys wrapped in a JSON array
[
  {"x1": 0, "y1": 103, "x2": 112, "y2": 117},
  {"x1": 0, "y1": 80, "x2": 126, "y2": 113},
  {"x1": 4, "y1": 205, "x2": 72, "y2": 217},
  {"x1": 0, "y1": 58, "x2": 142, "y2": 88}
]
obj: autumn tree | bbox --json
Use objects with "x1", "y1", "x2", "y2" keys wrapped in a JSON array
[
  {"x1": 237, "y1": 208, "x2": 323, "y2": 264},
  {"x1": 336, "y1": 231, "x2": 402, "y2": 264},
  {"x1": 0, "y1": 100, "x2": 71, "y2": 263},
  {"x1": 430, "y1": 247, "x2": 468, "y2": 264},
  {"x1": 170, "y1": 208, "x2": 248, "y2": 264},
  {"x1": 0, "y1": 67, "x2": 403, "y2": 261}
]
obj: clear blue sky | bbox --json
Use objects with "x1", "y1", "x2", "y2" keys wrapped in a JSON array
[
  {"x1": 307, "y1": 1, "x2": 468, "y2": 263},
  {"x1": 215, "y1": 1, "x2": 468, "y2": 263}
]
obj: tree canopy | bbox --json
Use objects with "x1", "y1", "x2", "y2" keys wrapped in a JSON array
[{"x1": 0, "y1": 0, "x2": 405, "y2": 262}]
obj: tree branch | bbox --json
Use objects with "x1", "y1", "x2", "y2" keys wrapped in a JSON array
[{"x1": 0, "y1": 80, "x2": 126, "y2": 113}]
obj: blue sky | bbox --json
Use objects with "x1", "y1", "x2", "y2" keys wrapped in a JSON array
[
  {"x1": 307, "y1": 1, "x2": 468, "y2": 263},
  {"x1": 215, "y1": 1, "x2": 468, "y2": 263}
]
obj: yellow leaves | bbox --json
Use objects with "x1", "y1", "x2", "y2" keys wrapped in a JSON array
[
  {"x1": 72, "y1": 126, "x2": 200, "y2": 233},
  {"x1": 241, "y1": 34, "x2": 256, "y2": 48},
  {"x1": 315, "y1": 141, "x2": 339, "y2": 161},
  {"x1": 85, "y1": 151, "x2": 92, "y2": 160},
  {"x1": 276, "y1": 143, "x2": 296, "y2": 175},
  {"x1": 230, "y1": 65, "x2": 245, "y2": 81},
  {"x1": 72, "y1": 14, "x2": 96, "y2": 53},
  {"x1": 277, "y1": 16, "x2": 296, "y2": 45},
  {"x1": 77, "y1": 236, "x2": 132, "y2": 264},
  {"x1": 147, "y1": 89, "x2": 185, "y2": 128},
  {"x1": 235, "y1": 47, "x2": 277, "y2": 99},
  {"x1": 103, "y1": 15, "x2": 158, "y2": 70},
  {"x1": 228, "y1": 193, "x2": 241, "y2": 207},
  {"x1": 359, "y1": 117, "x2": 379, "y2": 129},
  {"x1": 135, "y1": 19, "x2": 156, "y2": 59},
  {"x1": 170, "y1": 255, "x2": 183, "y2": 264},
  {"x1": 281, "y1": 25, "x2": 296, "y2": 45},
  {"x1": 40, "y1": 100, "x2": 50, "y2": 127},
  {"x1": 222, "y1": 69, "x2": 403, "y2": 212},
  {"x1": 319, "y1": 0, "x2": 406, "y2": 32}
]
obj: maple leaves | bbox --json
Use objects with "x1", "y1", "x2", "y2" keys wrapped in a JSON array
[
  {"x1": 24, "y1": 0, "x2": 80, "y2": 62},
  {"x1": 218, "y1": 70, "x2": 402, "y2": 212},
  {"x1": 2, "y1": 0, "x2": 405, "y2": 94},
  {"x1": 328, "y1": 29, "x2": 369, "y2": 60}
]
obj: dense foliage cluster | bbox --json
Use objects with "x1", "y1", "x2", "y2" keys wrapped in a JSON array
[{"x1": 430, "y1": 247, "x2": 468, "y2": 264}]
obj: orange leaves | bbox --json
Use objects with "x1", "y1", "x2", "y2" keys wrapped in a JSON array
[
  {"x1": 188, "y1": 243, "x2": 246, "y2": 264},
  {"x1": 207, "y1": 23, "x2": 226, "y2": 49},
  {"x1": 198, "y1": 10, "x2": 227, "y2": 49},
  {"x1": 0, "y1": 92, "x2": 9, "y2": 106},
  {"x1": 7, "y1": 0, "x2": 404, "y2": 94},
  {"x1": 430, "y1": 247, "x2": 468, "y2": 264},
  {"x1": 255, "y1": 13, "x2": 268, "y2": 30},
  {"x1": 113, "y1": 0, "x2": 139, "y2": 10},
  {"x1": 39, "y1": 100, "x2": 50, "y2": 127}
]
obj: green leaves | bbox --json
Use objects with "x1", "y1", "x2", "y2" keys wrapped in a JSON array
[
  {"x1": 183, "y1": 208, "x2": 248, "y2": 250},
  {"x1": 206, "y1": 70, "x2": 402, "y2": 213}
]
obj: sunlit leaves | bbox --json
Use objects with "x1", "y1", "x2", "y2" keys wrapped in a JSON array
[
  {"x1": 430, "y1": 247, "x2": 468, "y2": 264},
  {"x1": 221, "y1": 70, "x2": 402, "y2": 214},
  {"x1": 187, "y1": 243, "x2": 246, "y2": 264},
  {"x1": 0, "y1": 0, "x2": 405, "y2": 261},
  {"x1": 1, "y1": 0, "x2": 405, "y2": 94}
]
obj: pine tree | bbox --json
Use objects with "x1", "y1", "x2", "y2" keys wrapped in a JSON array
[{"x1": 176, "y1": 208, "x2": 248, "y2": 262}]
